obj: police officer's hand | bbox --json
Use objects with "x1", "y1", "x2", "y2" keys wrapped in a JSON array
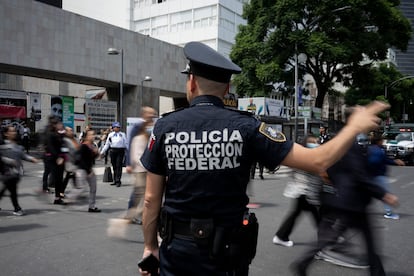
[
  {"x1": 346, "y1": 101, "x2": 390, "y2": 133},
  {"x1": 139, "y1": 249, "x2": 159, "y2": 276}
]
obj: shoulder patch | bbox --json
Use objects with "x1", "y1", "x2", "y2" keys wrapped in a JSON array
[
  {"x1": 259, "y1": 123, "x2": 286, "y2": 142},
  {"x1": 225, "y1": 108, "x2": 255, "y2": 117}
]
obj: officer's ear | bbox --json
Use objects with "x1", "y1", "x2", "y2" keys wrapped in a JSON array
[
  {"x1": 189, "y1": 74, "x2": 197, "y2": 93},
  {"x1": 224, "y1": 84, "x2": 230, "y2": 96}
]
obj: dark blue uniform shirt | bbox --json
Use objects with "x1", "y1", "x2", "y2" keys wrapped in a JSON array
[{"x1": 141, "y1": 95, "x2": 293, "y2": 226}]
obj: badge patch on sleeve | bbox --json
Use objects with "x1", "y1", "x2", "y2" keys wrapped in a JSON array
[
  {"x1": 259, "y1": 123, "x2": 286, "y2": 142},
  {"x1": 148, "y1": 133, "x2": 156, "y2": 151}
]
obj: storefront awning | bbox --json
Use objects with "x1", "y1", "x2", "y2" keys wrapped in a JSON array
[{"x1": 0, "y1": 104, "x2": 26, "y2": 119}]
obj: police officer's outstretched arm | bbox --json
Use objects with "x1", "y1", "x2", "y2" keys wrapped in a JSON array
[
  {"x1": 140, "y1": 172, "x2": 164, "y2": 274},
  {"x1": 282, "y1": 101, "x2": 389, "y2": 173}
]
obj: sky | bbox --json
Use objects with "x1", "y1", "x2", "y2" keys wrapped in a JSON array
[{"x1": 62, "y1": 0, "x2": 130, "y2": 29}]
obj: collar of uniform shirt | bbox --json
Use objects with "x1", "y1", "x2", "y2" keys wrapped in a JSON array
[{"x1": 190, "y1": 95, "x2": 224, "y2": 108}]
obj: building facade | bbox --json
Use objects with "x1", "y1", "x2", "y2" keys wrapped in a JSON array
[
  {"x1": 396, "y1": 0, "x2": 414, "y2": 76},
  {"x1": 131, "y1": 0, "x2": 248, "y2": 57}
]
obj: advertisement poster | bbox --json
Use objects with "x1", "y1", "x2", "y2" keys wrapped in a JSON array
[
  {"x1": 28, "y1": 92, "x2": 41, "y2": 121},
  {"x1": 238, "y1": 97, "x2": 285, "y2": 117},
  {"x1": 50, "y1": 95, "x2": 63, "y2": 121},
  {"x1": 238, "y1": 97, "x2": 264, "y2": 115},
  {"x1": 265, "y1": 98, "x2": 284, "y2": 117},
  {"x1": 62, "y1": 96, "x2": 74, "y2": 128}
]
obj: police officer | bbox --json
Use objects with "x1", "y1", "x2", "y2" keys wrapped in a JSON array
[
  {"x1": 319, "y1": 124, "x2": 331, "y2": 144},
  {"x1": 100, "y1": 122, "x2": 127, "y2": 187},
  {"x1": 139, "y1": 41, "x2": 388, "y2": 276}
]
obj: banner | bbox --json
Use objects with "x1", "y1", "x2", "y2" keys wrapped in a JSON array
[
  {"x1": 51, "y1": 95, "x2": 63, "y2": 121},
  {"x1": 28, "y1": 92, "x2": 41, "y2": 121},
  {"x1": 62, "y1": 96, "x2": 74, "y2": 128},
  {"x1": 0, "y1": 104, "x2": 26, "y2": 119}
]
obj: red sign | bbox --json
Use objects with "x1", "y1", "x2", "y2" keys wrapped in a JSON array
[{"x1": 0, "y1": 104, "x2": 26, "y2": 119}]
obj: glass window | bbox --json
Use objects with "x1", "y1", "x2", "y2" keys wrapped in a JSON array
[
  {"x1": 219, "y1": 6, "x2": 235, "y2": 31},
  {"x1": 194, "y1": 5, "x2": 217, "y2": 29},
  {"x1": 170, "y1": 10, "x2": 192, "y2": 32}
]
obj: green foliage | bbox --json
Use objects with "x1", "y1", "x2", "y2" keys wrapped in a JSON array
[
  {"x1": 345, "y1": 64, "x2": 414, "y2": 122},
  {"x1": 231, "y1": 0, "x2": 412, "y2": 107}
]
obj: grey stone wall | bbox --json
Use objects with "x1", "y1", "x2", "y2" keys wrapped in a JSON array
[{"x1": 0, "y1": 0, "x2": 186, "y2": 99}]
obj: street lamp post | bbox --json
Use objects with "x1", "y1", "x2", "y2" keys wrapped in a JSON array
[
  {"x1": 384, "y1": 75, "x2": 414, "y2": 127},
  {"x1": 294, "y1": 45, "x2": 299, "y2": 142},
  {"x1": 140, "y1": 76, "x2": 152, "y2": 108},
  {"x1": 384, "y1": 75, "x2": 414, "y2": 99},
  {"x1": 107, "y1": 48, "x2": 124, "y2": 126}
]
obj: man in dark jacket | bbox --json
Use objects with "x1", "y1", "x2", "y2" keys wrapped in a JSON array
[{"x1": 293, "y1": 131, "x2": 399, "y2": 275}]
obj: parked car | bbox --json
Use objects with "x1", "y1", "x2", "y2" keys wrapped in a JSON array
[{"x1": 383, "y1": 131, "x2": 414, "y2": 164}]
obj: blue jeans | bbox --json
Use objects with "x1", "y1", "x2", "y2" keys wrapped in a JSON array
[{"x1": 374, "y1": 175, "x2": 392, "y2": 214}]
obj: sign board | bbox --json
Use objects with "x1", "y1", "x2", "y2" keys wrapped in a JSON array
[
  {"x1": 85, "y1": 100, "x2": 117, "y2": 131},
  {"x1": 238, "y1": 97, "x2": 284, "y2": 116}
]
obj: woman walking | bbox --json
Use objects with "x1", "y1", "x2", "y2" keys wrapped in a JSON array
[{"x1": 0, "y1": 126, "x2": 39, "y2": 215}]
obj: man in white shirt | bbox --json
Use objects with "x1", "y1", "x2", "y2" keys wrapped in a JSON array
[{"x1": 100, "y1": 122, "x2": 127, "y2": 187}]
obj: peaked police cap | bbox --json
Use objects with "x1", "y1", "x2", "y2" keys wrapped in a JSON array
[{"x1": 181, "y1": 41, "x2": 241, "y2": 83}]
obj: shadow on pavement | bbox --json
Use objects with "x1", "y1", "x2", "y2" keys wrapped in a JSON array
[{"x1": 0, "y1": 223, "x2": 46, "y2": 233}]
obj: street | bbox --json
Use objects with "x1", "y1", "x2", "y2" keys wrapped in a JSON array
[{"x1": 0, "y1": 159, "x2": 413, "y2": 276}]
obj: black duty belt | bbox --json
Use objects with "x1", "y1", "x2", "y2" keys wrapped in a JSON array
[
  {"x1": 172, "y1": 218, "x2": 215, "y2": 241},
  {"x1": 172, "y1": 220, "x2": 192, "y2": 237}
]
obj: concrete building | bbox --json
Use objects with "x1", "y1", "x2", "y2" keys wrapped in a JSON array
[
  {"x1": 131, "y1": 0, "x2": 248, "y2": 57},
  {"x1": 0, "y1": 0, "x2": 186, "y2": 138},
  {"x1": 396, "y1": 0, "x2": 414, "y2": 76}
]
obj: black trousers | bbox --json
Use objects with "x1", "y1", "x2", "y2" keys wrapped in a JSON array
[
  {"x1": 110, "y1": 148, "x2": 125, "y2": 184},
  {"x1": 160, "y1": 237, "x2": 249, "y2": 276},
  {"x1": 294, "y1": 206, "x2": 385, "y2": 276},
  {"x1": 62, "y1": 171, "x2": 76, "y2": 193},
  {"x1": 0, "y1": 176, "x2": 21, "y2": 211},
  {"x1": 276, "y1": 195, "x2": 320, "y2": 241}
]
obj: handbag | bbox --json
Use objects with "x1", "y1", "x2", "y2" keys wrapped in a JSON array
[{"x1": 103, "y1": 165, "x2": 113, "y2": 182}]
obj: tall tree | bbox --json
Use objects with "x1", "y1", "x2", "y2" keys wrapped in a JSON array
[
  {"x1": 346, "y1": 64, "x2": 414, "y2": 122},
  {"x1": 231, "y1": 0, "x2": 412, "y2": 108}
]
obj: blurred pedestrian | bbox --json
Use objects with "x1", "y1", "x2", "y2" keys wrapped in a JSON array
[
  {"x1": 20, "y1": 122, "x2": 30, "y2": 153},
  {"x1": 71, "y1": 129, "x2": 101, "y2": 213},
  {"x1": 41, "y1": 116, "x2": 66, "y2": 205},
  {"x1": 273, "y1": 135, "x2": 322, "y2": 247},
  {"x1": 124, "y1": 107, "x2": 157, "y2": 224},
  {"x1": 0, "y1": 126, "x2": 39, "y2": 215},
  {"x1": 368, "y1": 133, "x2": 405, "y2": 220},
  {"x1": 78, "y1": 124, "x2": 91, "y2": 143},
  {"x1": 100, "y1": 122, "x2": 127, "y2": 187},
  {"x1": 293, "y1": 109, "x2": 399, "y2": 276},
  {"x1": 61, "y1": 126, "x2": 80, "y2": 197},
  {"x1": 250, "y1": 161, "x2": 264, "y2": 180},
  {"x1": 125, "y1": 106, "x2": 158, "y2": 172}
]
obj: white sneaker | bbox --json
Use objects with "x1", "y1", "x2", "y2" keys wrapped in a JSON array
[
  {"x1": 13, "y1": 209, "x2": 24, "y2": 216},
  {"x1": 384, "y1": 213, "x2": 399, "y2": 220},
  {"x1": 272, "y1": 235, "x2": 293, "y2": 247}
]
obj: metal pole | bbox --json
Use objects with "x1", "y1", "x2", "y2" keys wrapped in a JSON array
[
  {"x1": 120, "y1": 49, "x2": 124, "y2": 127},
  {"x1": 140, "y1": 80, "x2": 144, "y2": 108},
  {"x1": 294, "y1": 44, "x2": 299, "y2": 142},
  {"x1": 403, "y1": 102, "x2": 406, "y2": 124}
]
